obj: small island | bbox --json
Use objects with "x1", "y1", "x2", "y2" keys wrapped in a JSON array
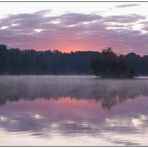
[{"x1": 90, "y1": 48, "x2": 135, "y2": 79}]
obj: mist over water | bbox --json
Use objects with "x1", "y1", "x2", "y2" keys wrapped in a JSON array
[{"x1": 0, "y1": 76, "x2": 148, "y2": 146}]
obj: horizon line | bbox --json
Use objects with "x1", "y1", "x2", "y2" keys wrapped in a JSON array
[{"x1": 1, "y1": 44, "x2": 147, "y2": 57}]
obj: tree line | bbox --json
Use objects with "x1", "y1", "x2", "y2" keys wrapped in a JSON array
[{"x1": 0, "y1": 44, "x2": 148, "y2": 76}]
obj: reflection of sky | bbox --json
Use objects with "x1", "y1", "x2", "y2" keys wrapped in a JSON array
[{"x1": 0, "y1": 96, "x2": 148, "y2": 146}]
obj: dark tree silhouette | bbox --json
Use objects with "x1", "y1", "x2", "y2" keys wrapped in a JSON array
[
  {"x1": 0, "y1": 44, "x2": 148, "y2": 76},
  {"x1": 0, "y1": 44, "x2": 99, "y2": 75},
  {"x1": 91, "y1": 48, "x2": 135, "y2": 78}
]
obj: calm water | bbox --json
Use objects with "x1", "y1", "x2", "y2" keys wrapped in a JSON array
[{"x1": 0, "y1": 75, "x2": 148, "y2": 146}]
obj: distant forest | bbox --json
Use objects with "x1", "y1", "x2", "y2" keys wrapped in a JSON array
[{"x1": 0, "y1": 44, "x2": 148, "y2": 76}]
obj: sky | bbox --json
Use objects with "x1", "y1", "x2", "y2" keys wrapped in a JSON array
[{"x1": 0, "y1": 2, "x2": 148, "y2": 55}]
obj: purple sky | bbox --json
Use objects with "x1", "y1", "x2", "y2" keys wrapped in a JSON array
[{"x1": 0, "y1": 2, "x2": 148, "y2": 55}]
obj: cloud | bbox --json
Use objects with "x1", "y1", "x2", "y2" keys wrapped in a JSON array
[
  {"x1": 116, "y1": 4, "x2": 140, "y2": 8},
  {"x1": 58, "y1": 13, "x2": 102, "y2": 25},
  {"x1": 104, "y1": 14, "x2": 145, "y2": 23},
  {"x1": 0, "y1": 10, "x2": 148, "y2": 54},
  {"x1": 140, "y1": 21, "x2": 148, "y2": 31}
]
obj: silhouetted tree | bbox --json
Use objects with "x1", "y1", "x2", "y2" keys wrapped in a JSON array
[
  {"x1": 0, "y1": 44, "x2": 148, "y2": 76},
  {"x1": 91, "y1": 48, "x2": 135, "y2": 78},
  {"x1": 0, "y1": 44, "x2": 99, "y2": 75}
]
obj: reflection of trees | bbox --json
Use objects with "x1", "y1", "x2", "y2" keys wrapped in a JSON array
[{"x1": 0, "y1": 76, "x2": 148, "y2": 109}]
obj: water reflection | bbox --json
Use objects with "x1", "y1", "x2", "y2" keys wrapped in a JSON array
[
  {"x1": 0, "y1": 76, "x2": 148, "y2": 146},
  {"x1": 0, "y1": 75, "x2": 148, "y2": 109}
]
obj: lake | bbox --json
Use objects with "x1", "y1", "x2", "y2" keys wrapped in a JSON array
[{"x1": 0, "y1": 75, "x2": 148, "y2": 146}]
